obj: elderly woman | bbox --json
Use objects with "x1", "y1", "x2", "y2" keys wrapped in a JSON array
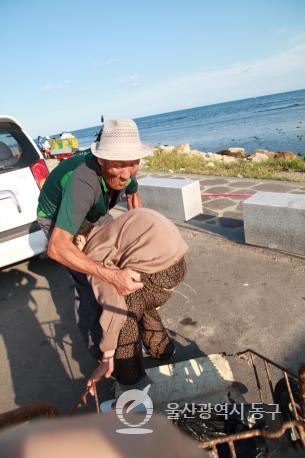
[{"x1": 76, "y1": 208, "x2": 188, "y2": 395}]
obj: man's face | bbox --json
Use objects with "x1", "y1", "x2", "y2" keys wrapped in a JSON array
[{"x1": 97, "y1": 159, "x2": 140, "y2": 190}]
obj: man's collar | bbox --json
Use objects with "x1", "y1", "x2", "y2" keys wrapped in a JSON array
[{"x1": 100, "y1": 176, "x2": 108, "y2": 192}]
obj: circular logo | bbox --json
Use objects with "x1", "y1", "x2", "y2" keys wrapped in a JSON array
[{"x1": 116, "y1": 384, "x2": 153, "y2": 434}]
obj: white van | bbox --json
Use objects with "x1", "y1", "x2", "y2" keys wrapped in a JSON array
[{"x1": 0, "y1": 116, "x2": 49, "y2": 268}]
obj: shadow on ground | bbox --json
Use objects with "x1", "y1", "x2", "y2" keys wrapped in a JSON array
[
  {"x1": 0, "y1": 257, "x2": 95, "y2": 413},
  {"x1": 189, "y1": 213, "x2": 245, "y2": 243}
]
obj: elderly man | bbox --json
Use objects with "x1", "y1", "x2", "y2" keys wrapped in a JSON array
[{"x1": 37, "y1": 119, "x2": 151, "y2": 358}]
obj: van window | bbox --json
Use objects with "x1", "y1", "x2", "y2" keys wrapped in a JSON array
[{"x1": 0, "y1": 124, "x2": 40, "y2": 173}]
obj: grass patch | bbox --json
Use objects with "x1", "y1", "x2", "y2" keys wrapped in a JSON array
[{"x1": 142, "y1": 149, "x2": 305, "y2": 182}]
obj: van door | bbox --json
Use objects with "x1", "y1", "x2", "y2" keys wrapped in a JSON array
[{"x1": 0, "y1": 126, "x2": 41, "y2": 232}]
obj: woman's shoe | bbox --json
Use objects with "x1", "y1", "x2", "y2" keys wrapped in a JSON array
[
  {"x1": 157, "y1": 341, "x2": 176, "y2": 361},
  {"x1": 100, "y1": 398, "x2": 116, "y2": 412},
  {"x1": 114, "y1": 374, "x2": 152, "y2": 399}
]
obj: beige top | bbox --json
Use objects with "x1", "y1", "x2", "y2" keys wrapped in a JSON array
[{"x1": 84, "y1": 208, "x2": 188, "y2": 351}]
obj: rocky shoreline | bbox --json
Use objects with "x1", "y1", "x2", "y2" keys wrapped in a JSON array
[
  {"x1": 155, "y1": 144, "x2": 304, "y2": 164},
  {"x1": 142, "y1": 143, "x2": 305, "y2": 182},
  {"x1": 44, "y1": 143, "x2": 305, "y2": 182}
]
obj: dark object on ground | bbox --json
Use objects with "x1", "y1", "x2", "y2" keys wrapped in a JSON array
[
  {"x1": 0, "y1": 404, "x2": 58, "y2": 430},
  {"x1": 274, "y1": 377, "x2": 304, "y2": 450},
  {"x1": 173, "y1": 403, "x2": 268, "y2": 457}
]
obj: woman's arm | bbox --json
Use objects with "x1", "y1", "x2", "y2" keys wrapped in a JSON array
[
  {"x1": 85, "y1": 274, "x2": 130, "y2": 394},
  {"x1": 87, "y1": 350, "x2": 115, "y2": 395}
]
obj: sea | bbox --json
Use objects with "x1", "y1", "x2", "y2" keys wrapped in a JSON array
[{"x1": 60, "y1": 89, "x2": 305, "y2": 155}]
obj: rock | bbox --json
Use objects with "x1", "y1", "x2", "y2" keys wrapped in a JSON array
[
  {"x1": 252, "y1": 149, "x2": 276, "y2": 159},
  {"x1": 200, "y1": 152, "x2": 209, "y2": 158},
  {"x1": 157, "y1": 145, "x2": 175, "y2": 153},
  {"x1": 199, "y1": 152, "x2": 222, "y2": 161},
  {"x1": 228, "y1": 147, "x2": 246, "y2": 155},
  {"x1": 206, "y1": 152, "x2": 222, "y2": 161},
  {"x1": 206, "y1": 162, "x2": 216, "y2": 168},
  {"x1": 248, "y1": 152, "x2": 269, "y2": 162},
  {"x1": 187, "y1": 149, "x2": 204, "y2": 157},
  {"x1": 216, "y1": 147, "x2": 246, "y2": 158},
  {"x1": 274, "y1": 151, "x2": 301, "y2": 160},
  {"x1": 221, "y1": 155, "x2": 238, "y2": 163},
  {"x1": 176, "y1": 143, "x2": 190, "y2": 153}
]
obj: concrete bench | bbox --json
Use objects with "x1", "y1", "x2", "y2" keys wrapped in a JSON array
[
  {"x1": 243, "y1": 191, "x2": 305, "y2": 256},
  {"x1": 138, "y1": 177, "x2": 202, "y2": 221}
]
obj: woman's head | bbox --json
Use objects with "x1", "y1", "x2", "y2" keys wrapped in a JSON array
[{"x1": 84, "y1": 208, "x2": 189, "y2": 275}]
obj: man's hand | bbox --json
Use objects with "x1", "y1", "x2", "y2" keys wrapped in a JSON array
[
  {"x1": 48, "y1": 227, "x2": 143, "y2": 295},
  {"x1": 126, "y1": 192, "x2": 142, "y2": 210},
  {"x1": 74, "y1": 234, "x2": 87, "y2": 251},
  {"x1": 99, "y1": 267, "x2": 144, "y2": 296}
]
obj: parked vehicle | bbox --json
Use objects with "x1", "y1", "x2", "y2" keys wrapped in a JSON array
[
  {"x1": 49, "y1": 136, "x2": 78, "y2": 161},
  {"x1": 0, "y1": 116, "x2": 49, "y2": 268}
]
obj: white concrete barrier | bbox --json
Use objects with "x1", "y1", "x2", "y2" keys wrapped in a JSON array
[
  {"x1": 243, "y1": 191, "x2": 305, "y2": 256},
  {"x1": 145, "y1": 354, "x2": 236, "y2": 408},
  {"x1": 138, "y1": 177, "x2": 202, "y2": 221}
]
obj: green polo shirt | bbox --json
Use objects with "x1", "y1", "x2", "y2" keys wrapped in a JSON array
[{"x1": 37, "y1": 152, "x2": 138, "y2": 234}]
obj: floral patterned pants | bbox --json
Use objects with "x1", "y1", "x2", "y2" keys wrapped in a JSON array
[{"x1": 113, "y1": 258, "x2": 186, "y2": 385}]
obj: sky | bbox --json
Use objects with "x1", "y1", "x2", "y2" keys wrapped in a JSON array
[{"x1": 1, "y1": 0, "x2": 305, "y2": 137}]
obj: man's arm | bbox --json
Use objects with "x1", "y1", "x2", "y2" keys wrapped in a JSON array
[{"x1": 47, "y1": 227, "x2": 143, "y2": 295}]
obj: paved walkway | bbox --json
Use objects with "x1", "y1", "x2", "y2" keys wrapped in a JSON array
[{"x1": 138, "y1": 172, "x2": 305, "y2": 242}]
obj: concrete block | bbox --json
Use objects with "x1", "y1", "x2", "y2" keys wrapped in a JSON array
[
  {"x1": 145, "y1": 354, "x2": 236, "y2": 408},
  {"x1": 243, "y1": 191, "x2": 305, "y2": 256},
  {"x1": 138, "y1": 177, "x2": 202, "y2": 221}
]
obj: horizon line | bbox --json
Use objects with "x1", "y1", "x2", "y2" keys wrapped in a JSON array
[{"x1": 66, "y1": 87, "x2": 305, "y2": 135}]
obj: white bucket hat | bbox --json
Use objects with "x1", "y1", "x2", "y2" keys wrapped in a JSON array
[{"x1": 90, "y1": 119, "x2": 153, "y2": 160}]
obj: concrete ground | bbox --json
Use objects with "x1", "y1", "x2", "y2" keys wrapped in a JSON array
[{"x1": 1, "y1": 203, "x2": 305, "y2": 415}]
